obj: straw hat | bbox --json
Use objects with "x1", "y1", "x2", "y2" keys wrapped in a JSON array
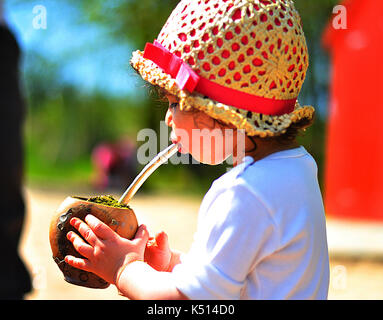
[{"x1": 130, "y1": 0, "x2": 314, "y2": 137}]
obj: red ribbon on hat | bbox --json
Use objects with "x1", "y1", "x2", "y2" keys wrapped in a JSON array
[{"x1": 143, "y1": 40, "x2": 296, "y2": 116}]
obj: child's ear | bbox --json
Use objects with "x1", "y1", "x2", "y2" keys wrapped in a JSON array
[
  {"x1": 192, "y1": 111, "x2": 216, "y2": 130},
  {"x1": 165, "y1": 108, "x2": 173, "y2": 127}
]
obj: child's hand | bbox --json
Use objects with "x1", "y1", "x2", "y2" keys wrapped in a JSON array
[
  {"x1": 145, "y1": 231, "x2": 172, "y2": 271},
  {"x1": 65, "y1": 214, "x2": 149, "y2": 285}
]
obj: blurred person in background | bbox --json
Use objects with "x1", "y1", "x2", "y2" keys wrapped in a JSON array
[
  {"x1": 0, "y1": 0, "x2": 32, "y2": 299},
  {"x1": 91, "y1": 137, "x2": 138, "y2": 191}
]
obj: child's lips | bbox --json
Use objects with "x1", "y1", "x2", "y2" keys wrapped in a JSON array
[
  {"x1": 172, "y1": 140, "x2": 183, "y2": 152},
  {"x1": 170, "y1": 132, "x2": 180, "y2": 144},
  {"x1": 170, "y1": 132, "x2": 183, "y2": 152}
]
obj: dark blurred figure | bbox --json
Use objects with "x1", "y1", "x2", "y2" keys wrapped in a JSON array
[
  {"x1": 0, "y1": 6, "x2": 32, "y2": 299},
  {"x1": 91, "y1": 137, "x2": 138, "y2": 191}
]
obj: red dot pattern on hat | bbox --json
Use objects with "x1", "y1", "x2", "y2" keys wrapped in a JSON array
[{"x1": 157, "y1": 0, "x2": 308, "y2": 100}]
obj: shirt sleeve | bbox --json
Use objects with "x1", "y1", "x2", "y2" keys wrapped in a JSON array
[{"x1": 171, "y1": 182, "x2": 279, "y2": 300}]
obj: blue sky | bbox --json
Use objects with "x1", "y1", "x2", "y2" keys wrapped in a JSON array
[{"x1": 4, "y1": 0, "x2": 138, "y2": 97}]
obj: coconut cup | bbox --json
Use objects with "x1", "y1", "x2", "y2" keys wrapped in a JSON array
[{"x1": 49, "y1": 196, "x2": 138, "y2": 289}]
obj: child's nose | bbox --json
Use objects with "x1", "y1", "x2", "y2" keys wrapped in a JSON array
[{"x1": 165, "y1": 108, "x2": 173, "y2": 127}]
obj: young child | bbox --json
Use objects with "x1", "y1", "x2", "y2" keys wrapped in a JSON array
[{"x1": 65, "y1": 0, "x2": 329, "y2": 300}]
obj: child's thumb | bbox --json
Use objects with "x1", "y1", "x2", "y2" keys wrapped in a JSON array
[
  {"x1": 133, "y1": 224, "x2": 149, "y2": 245},
  {"x1": 155, "y1": 231, "x2": 169, "y2": 250}
]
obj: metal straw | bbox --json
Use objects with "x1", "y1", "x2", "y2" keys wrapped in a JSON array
[{"x1": 118, "y1": 144, "x2": 178, "y2": 204}]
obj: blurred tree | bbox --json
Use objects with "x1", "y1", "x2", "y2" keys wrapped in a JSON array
[
  {"x1": 76, "y1": 0, "x2": 181, "y2": 142},
  {"x1": 77, "y1": 0, "x2": 179, "y2": 49}
]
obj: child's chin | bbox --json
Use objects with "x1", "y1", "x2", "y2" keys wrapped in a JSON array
[{"x1": 191, "y1": 153, "x2": 229, "y2": 166}]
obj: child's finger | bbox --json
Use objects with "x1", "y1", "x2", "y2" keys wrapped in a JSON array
[
  {"x1": 155, "y1": 231, "x2": 169, "y2": 250},
  {"x1": 133, "y1": 224, "x2": 149, "y2": 245},
  {"x1": 70, "y1": 217, "x2": 98, "y2": 246},
  {"x1": 67, "y1": 231, "x2": 94, "y2": 259},
  {"x1": 85, "y1": 214, "x2": 116, "y2": 240},
  {"x1": 65, "y1": 255, "x2": 92, "y2": 273}
]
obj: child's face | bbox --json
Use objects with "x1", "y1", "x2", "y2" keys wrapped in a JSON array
[{"x1": 164, "y1": 93, "x2": 234, "y2": 165}]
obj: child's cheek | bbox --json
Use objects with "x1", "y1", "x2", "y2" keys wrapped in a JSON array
[{"x1": 171, "y1": 114, "x2": 194, "y2": 154}]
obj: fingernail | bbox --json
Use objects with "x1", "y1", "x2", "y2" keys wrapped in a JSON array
[{"x1": 85, "y1": 214, "x2": 96, "y2": 223}]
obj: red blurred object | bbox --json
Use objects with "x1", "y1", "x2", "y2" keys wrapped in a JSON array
[
  {"x1": 323, "y1": 0, "x2": 383, "y2": 221},
  {"x1": 91, "y1": 138, "x2": 138, "y2": 191}
]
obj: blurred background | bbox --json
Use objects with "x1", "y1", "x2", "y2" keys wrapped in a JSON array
[
  {"x1": 5, "y1": 0, "x2": 333, "y2": 194},
  {"x1": 1, "y1": 0, "x2": 383, "y2": 300}
]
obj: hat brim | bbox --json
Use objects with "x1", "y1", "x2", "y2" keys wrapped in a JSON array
[{"x1": 130, "y1": 50, "x2": 315, "y2": 137}]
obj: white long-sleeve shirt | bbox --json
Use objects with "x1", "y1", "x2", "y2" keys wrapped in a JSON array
[{"x1": 172, "y1": 146, "x2": 329, "y2": 299}]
